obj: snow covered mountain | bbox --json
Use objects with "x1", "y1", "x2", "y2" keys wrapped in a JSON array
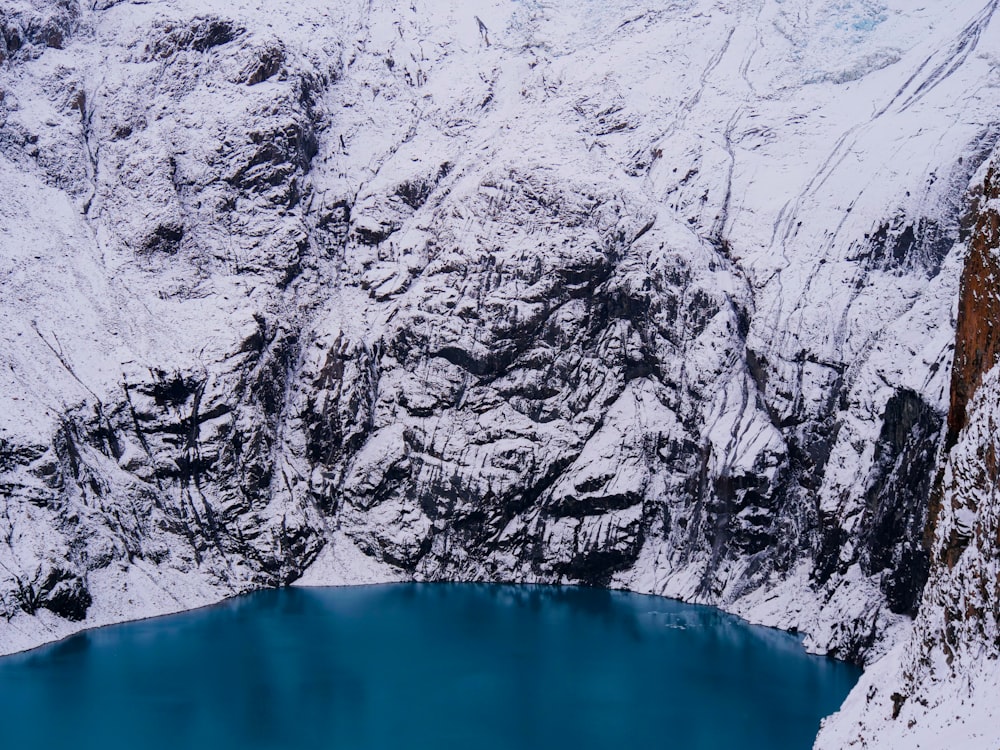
[{"x1": 1, "y1": 0, "x2": 999, "y2": 745}]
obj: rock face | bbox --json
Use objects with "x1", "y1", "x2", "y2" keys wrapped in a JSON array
[
  {"x1": 816, "y1": 148, "x2": 1000, "y2": 750},
  {"x1": 0, "y1": 2, "x2": 999, "y2": 737},
  {"x1": 947, "y1": 163, "x2": 1000, "y2": 449}
]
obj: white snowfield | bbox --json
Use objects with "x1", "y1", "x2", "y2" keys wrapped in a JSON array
[{"x1": 1, "y1": 0, "x2": 999, "y2": 746}]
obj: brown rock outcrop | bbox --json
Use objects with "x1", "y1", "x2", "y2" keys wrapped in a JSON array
[{"x1": 946, "y1": 165, "x2": 1000, "y2": 449}]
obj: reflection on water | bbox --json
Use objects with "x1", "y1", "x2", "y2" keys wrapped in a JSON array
[{"x1": 0, "y1": 584, "x2": 859, "y2": 750}]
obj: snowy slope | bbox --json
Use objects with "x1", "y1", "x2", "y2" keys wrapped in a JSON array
[{"x1": 2, "y1": 0, "x2": 1000, "y2": 744}]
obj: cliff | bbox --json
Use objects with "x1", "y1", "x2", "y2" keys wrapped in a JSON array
[
  {"x1": 946, "y1": 164, "x2": 1000, "y2": 449},
  {"x1": 0, "y1": 9, "x2": 998, "y2": 744},
  {"x1": 816, "y1": 149, "x2": 1000, "y2": 750}
]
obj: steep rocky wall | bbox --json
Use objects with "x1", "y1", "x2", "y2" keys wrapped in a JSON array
[
  {"x1": 816, "y1": 148, "x2": 1000, "y2": 750},
  {"x1": 0, "y1": 0, "x2": 998, "y2": 678},
  {"x1": 0, "y1": 0, "x2": 339, "y2": 648},
  {"x1": 946, "y1": 163, "x2": 1000, "y2": 448},
  {"x1": 816, "y1": 372, "x2": 1000, "y2": 747}
]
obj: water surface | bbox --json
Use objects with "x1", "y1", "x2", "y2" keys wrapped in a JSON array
[{"x1": 0, "y1": 584, "x2": 859, "y2": 749}]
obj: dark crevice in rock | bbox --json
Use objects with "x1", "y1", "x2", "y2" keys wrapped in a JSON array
[
  {"x1": 859, "y1": 388, "x2": 942, "y2": 615},
  {"x1": 142, "y1": 223, "x2": 185, "y2": 255},
  {"x1": 864, "y1": 215, "x2": 955, "y2": 277}
]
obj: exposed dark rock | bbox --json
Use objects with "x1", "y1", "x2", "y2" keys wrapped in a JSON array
[
  {"x1": 142, "y1": 223, "x2": 185, "y2": 255},
  {"x1": 866, "y1": 216, "x2": 955, "y2": 277},
  {"x1": 145, "y1": 16, "x2": 244, "y2": 60},
  {"x1": 241, "y1": 42, "x2": 285, "y2": 85},
  {"x1": 227, "y1": 123, "x2": 318, "y2": 193},
  {"x1": 0, "y1": 0, "x2": 81, "y2": 63},
  {"x1": 16, "y1": 567, "x2": 91, "y2": 622},
  {"x1": 353, "y1": 222, "x2": 397, "y2": 246},
  {"x1": 37, "y1": 569, "x2": 91, "y2": 621},
  {"x1": 858, "y1": 388, "x2": 942, "y2": 615}
]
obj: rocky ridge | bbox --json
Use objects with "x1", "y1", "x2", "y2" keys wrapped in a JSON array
[
  {"x1": 816, "y1": 148, "x2": 1000, "y2": 750},
  {"x1": 0, "y1": 1, "x2": 999, "y2": 745}
]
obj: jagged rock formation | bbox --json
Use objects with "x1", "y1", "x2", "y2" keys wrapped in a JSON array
[
  {"x1": 947, "y1": 162, "x2": 1000, "y2": 449},
  {"x1": 816, "y1": 148, "x2": 1000, "y2": 750},
  {"x1": 1, "y1": 1, "x2": 1000, "y2": 741}
]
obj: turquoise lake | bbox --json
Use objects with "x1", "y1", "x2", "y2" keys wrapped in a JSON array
[{"x1": 0, "y1": 584, "x2": 859, "y2": 749}]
